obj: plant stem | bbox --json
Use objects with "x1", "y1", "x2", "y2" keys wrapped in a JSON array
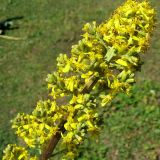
[{"x1": 40, "y1": 76, "x2": 98, "y2": 160}]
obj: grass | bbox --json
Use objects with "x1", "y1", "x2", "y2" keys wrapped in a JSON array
[{"x1": 0, "y1": 0, "x2": 160, "y2": 159}]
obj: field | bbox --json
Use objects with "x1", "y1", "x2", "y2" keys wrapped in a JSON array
[{"x1": 0, "y1": 0, "x2": 160, "y2": 159}]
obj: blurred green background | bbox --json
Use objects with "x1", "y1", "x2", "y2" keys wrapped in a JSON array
[{"x1": 0, "y1": 0, "x2": 159, "y2": 159}]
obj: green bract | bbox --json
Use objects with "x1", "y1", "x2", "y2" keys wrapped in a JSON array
[{"x1": 3, "y1": 0, "x2": 156, "y2": 159}]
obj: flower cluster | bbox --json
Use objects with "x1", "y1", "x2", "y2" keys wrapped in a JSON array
[
  {"x1": 3, "y1": 0, "x2": 155, "y2": 160},
  {"x1": 3, "y1": 144, "x2": 37, "y2": 160}
]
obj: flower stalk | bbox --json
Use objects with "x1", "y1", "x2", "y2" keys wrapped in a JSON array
[{"x1": 2, "y1": 0, "x2": 156, "y2": 160}]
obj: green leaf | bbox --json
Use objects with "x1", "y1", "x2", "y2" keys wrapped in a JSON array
[{"x1": 105, "y1": 47, "x2": 116, "y2": 62}]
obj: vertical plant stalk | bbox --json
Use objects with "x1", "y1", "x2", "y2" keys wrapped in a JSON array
[{"x1": 40, "y1": 120, "x2": 66, "y2": 160}]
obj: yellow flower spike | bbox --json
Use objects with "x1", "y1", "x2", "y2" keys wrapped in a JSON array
[{"x1": 4, "y1": 0, "x2": 155, "y2": 159}]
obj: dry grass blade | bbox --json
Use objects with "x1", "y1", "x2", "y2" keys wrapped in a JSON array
[{"x1": 0, "y1": 35, "x2": 25, "y2": 40}]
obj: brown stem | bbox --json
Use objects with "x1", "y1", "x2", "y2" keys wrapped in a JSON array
[
  {"x1": 40, "y1": 76, "x2": 98, "y2": 160},
  {"x1": 40, "y1": 120, "x2": 66, "y2": 160}
]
